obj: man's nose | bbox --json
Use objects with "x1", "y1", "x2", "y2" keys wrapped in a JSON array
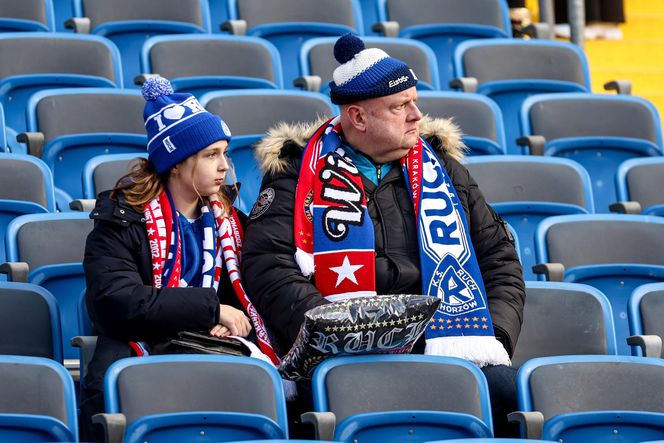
[{"x1": 409, "y1": 102, "x2": 423, "y2": 121}]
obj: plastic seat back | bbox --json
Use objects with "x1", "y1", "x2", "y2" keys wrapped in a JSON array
[
  {"x1": 105, "y1": 355, "x2": 289, "y2": 442},
  {"x1": 0, "y1": 0, "x2": 55, "y2": 32},
  {"x1": 617, "y1": 158, "x2": 664, "y2": 216},
  {"x1": 518, "y1": 355, "x2": 664, "y2": 442},
  {"x1": 512, "y1": 282, "x2": 617, "y2": 367},
  {"x1": 465, "y1": 156, "x2": 592, "y2": 279},
  {"x1": 0, "y1": 355, "x2": 77, "y2": 441},
  {"x1": 313, "y1": 355, "x2": 493, "y2": 441},
  {"x1": 301, "y1": 36, "x2": 439, "y2": 92},
  {"x1": 455, "y1": 40, "x2": 590, "y2": 154},
  {"x1": 141, "y1": 35, "x2": 283, "y2": 97},
  {"x1": 83, "y1": 153, "x2": 147, "y2": 198},
  {"x1": 628, "y1": 283, "x2": 664, "y2": 358}
]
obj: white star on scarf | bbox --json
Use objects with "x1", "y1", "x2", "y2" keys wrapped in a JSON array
[
  {"x1": 147, "y1": 228, "x2": 155, "y2": 236},
  {"x1": 330, "y1": 256, "x2": 364, "y2": 287}
]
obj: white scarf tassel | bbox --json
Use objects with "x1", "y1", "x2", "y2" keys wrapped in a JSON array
[
  {"x1": 295, "y1": 247, "x2": 315, "y2": 277},
  {"x1": 425, "y1": 335, "x2": 511, "y2": 368}
]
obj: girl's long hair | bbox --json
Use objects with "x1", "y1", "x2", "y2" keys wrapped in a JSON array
[{"x1": 111, "y1": 157, "x2": 234, "y2": 215}]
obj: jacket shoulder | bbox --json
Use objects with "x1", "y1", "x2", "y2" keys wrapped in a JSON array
[{"x1": 90, "y1": 190, "x2": 145, "y2": 227}]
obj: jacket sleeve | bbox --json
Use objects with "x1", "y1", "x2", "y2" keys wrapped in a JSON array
[
  {"x1": 241, "y1": 168, "x2": 329, "y2": 354},
  {"x1": 446, "y1": 156, "x2": 526, "y2": 357},
  {"x1": 84, "y1": 220, "x2": 220, "y2": 342}
]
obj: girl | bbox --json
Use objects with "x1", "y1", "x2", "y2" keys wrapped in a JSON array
[{"x1": 79, "y1": 77, "x2": 277, "y2": 440}]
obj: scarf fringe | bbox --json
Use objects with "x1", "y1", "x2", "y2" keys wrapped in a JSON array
[
  {"x1": 425, "y1": 335, "x2": 511, "y2": 368},
  {"x1": 295, "y1": 247, "x2": 315, "y2": 277}
]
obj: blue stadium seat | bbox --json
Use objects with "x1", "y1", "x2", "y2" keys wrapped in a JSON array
[
  {"x1": 71, "y1": 0, "x2": 211, "y2": 87},
  {"x1": 465, "y1": 156, "x2": 593, "y2": 279},
  {"x1": 98, "y1": 355, "x2": 289, "y2": 443},
  {"x1": 310, "y1": 355, "x2": 493, "y2": 442},
  {"x1": 0, "y1": 0, "x2": 55, "y2": 32},
  {"x1": 628, "y1": 282, "x2": 664, "y2": 358},
  {"x1": 0, "y1": 355, "x2": 77, "y2": 442},
  {"x1": 0, "y1": 282, "x2": 63, "y2": 363},
  {"x1": 520, "y1": 93, "x2": 663, "y2": 212},
  {"x1": 616, "y1": 158, "x2": 664, "y2": 216},
  {"x1": 0, "y1": 33, "x2": 122, "y2": 142},
  {"x1": 140, "y1": 34, "x2": 283, "y2": 97},
  {"x1": 453, "y1": 39, "x2": 591, "y2": 154},
  {"x1": 378, "y1": 0, "x2": 511, "y2": 90},
  {"x1": 24, "y1": 88, "x2": 146, "y2": 201},
  {"x1": 200, "y1": 89, "x2": 336, "y2": 213},
  {"x1": 299, "y1": 37, "x2": 440, "y2": 92},
  {"x1": 534, "y1": 214, "x2": 664, "y2": 354},
  {"x1": 5, "y1": 212, "x2": 93, "y2": 360},
  {"x1": 418, "y1": 91, "x2": 506, "y2": 155},
  {"x1": 52, "y1": 0, "x2": 75, "y2": 31},
  {"x1": 208, "y1": 0, "x2": 232, "y2": 32},
  {"x1": 229, "y1": 0, "x2": 364, "y2": 88},
  {"x1": 512, "y1": 282, "x2": 617, "y2": 367},
  {"x1": 0, "y1": 104, "x2": 8, "y2": 152},
  {"x1": 514, "y1": 355, "x2": 664, "y2": 442},
  {"x1": 82, "y1": 153, "x2": 147, "y2": 199},
  {"x1": 358, "y1": 0, "x2": 381, "y2": 36}
]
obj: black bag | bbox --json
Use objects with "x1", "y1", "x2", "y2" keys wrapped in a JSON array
[{"x1": 151, "y1": 331, "x2": 252, "y2": 357}]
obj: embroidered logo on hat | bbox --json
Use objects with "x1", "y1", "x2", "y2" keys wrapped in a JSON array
[
  {"x1": 388, "y1": 76, "x2": 410, "y2": 88},
  {"x1": 163, "y1": 136, "x2": 177, "y2": 153}
]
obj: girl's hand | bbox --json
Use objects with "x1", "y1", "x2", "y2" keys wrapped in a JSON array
[{"x1": 210, "y1": 304, "x2": 252, "y2": 337}]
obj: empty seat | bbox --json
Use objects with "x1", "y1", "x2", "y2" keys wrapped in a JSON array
[
  {"x1": 300, "y1": 36, "x2": 439, "y2": 92},
  {"x1": 378, "y1": 0, "x2": 511, "y2": 89},
  {"x1": 5, "y1": 212, "x2": 94, "y2": 360},
  {"x1": 534, "y1": 214, "x2": 664, "y2": 354},
  {"x1": 418, "y1": 91, "x2": 506, "y2": 155},
  {"x1": 0, "y1": 282, "x2": 62, "y2": 362},
  {"x1": 617, "y1": 158, "x2": 664, "y2": 216},
  {"x1": 82, "y1": 153, "x2": 147, "y2": 199},
  {"x1": 97, "y1": 355, "x2": 289, "y2": 442},
  {"x1": 628, "y1": 282, "x2": 664, "y2": 358},
  {"x1": 310, "y1": 355, "x2": 493, "y2": 441},
  {"x1": 141, "y1": 34, "x2": 283, "y2": 97},
  {"x1": 0, "y1": 0, "x2": 55, "y2": 32},
  {"x1": 24, "y1": 88, "x2": 146, "y2": 201},
  {"x1": 71, "y1": 0, "x2": 210, "y2": 86},
  {"x1": 521, "y1": 93, "x2": 663, "y2": 212},
  {"x1": 465, "y1": 155, "x2": 593, "y2": 279},
  {"x1": 232, "y1": 0, "x2": 363, "y2": 88},
  {"x1": 511, "y1": 282, "x2": 617, "y2": 367},
  {"x1": 0, "y1": 33, "x2": 121, "y2": 140},
  {"x1": 514, "y1": 355, "x2": 664, "y2": 442},
  {"x1": 201, "y1": 89, "x2": 335, "y2": 213},
  {"x1": 453, "y1": 39, "x2": 591, "y2": 154},
  {"x1": 0, "y1": 355, "x2": 78, "y2": 441}
]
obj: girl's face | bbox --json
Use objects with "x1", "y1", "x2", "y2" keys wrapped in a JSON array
[{"x1": 173, "y1": 140, "x2": 230, "y2": 198}]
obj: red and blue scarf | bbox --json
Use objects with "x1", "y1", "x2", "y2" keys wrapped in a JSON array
[{"x1": 294, "y1": 117, "x2": 510, "y2": 367}]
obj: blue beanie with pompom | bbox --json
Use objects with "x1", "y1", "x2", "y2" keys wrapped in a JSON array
[
  {"x1": 142, "y1": 76, "x2": 232, "y2": 174},
  {"x1": 329, "y1": 33, "x2": 418, "y2": 105}
]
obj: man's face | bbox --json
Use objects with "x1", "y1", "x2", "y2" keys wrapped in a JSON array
[{"x1": 358, "y1": 87, "x2": 422, "y2": 163}]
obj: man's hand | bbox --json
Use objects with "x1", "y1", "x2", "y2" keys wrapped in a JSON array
[{"x1": 209, "y1": 304, "x2": 252, "y2": 337}]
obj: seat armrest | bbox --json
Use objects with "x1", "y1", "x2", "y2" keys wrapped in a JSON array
[
  {"x1": 448, "y1": 77, "x2": 478, "y2": 93},
  {"x1": 627, "y1": 335, "x2": 663, "y2": 358},
  {"x1": 523, "y1": 22, "x2": 555, "y2": 39},
  {"x1": 71, "y1": 335, "x2": 98, "y2": 377},
  {"x1": 604, "y1": 80, "x2": 632, "y2": 95},
  {"x1": 517, "y1": 135, "x2": 547, "y2": 156},
  {"x1": 508, "y1": 411, "x2": 544, "y2": 439},
  {"x1": 69, "y1": 199, "x2": 97, "y2": 212},
  {"x1": 609, "y1": 201, "x2": 642, "y2": 215},
  {"x1": 64, "y1": 17, "x2": 91, "y2": 34},
  {"x1": 293, "y1": 75, "x2": 322, "y2": 92},
  {"x1": 0, "y1": 262, "x2": 30, "y2": 283},
  {"x1": 220, "y1": 19, "x2": 247, "y2": 35},
  {"x1": 371, "y1": 21, "x2": 400, "y2": 37},
  {"x1": 134, "y1": 73, "x2": 161, "y2": 86},
  {"x1": 532, "y1": 263, "x2": 565, "y2": 282},
  {"x1": 301, "y1": 411, "x2": 336, "y2": 441},
  {"x1": 16, "y1": 132, "x2": 45, "y2": 158},
  {"x1": 92, "y1": 413, "x2": 127, "y2": 443}
]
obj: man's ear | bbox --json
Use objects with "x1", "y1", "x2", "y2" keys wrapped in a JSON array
[{"x1": 345, "y1": 104, "x2": 367, "y2": 132}]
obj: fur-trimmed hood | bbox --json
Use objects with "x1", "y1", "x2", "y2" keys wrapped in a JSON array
[{"x1": 255, "y1": 115, "x2": 467, "y2": 176}]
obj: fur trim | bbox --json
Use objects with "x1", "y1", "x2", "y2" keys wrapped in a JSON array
[{"x1": 256, "y1": 115, "x2": 466, "y2": 176}]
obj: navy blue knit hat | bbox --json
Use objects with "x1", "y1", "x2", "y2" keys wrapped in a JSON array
[
  {"x1": 329, "y1": 33, "x2": 418, "y2": 105},
  {"x1": 142, "y1": 77, "x2": 232, "y2": 174}
]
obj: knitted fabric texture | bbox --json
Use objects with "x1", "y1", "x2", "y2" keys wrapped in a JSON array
[
  {"x1": 142, "y1": 76, "x2": 232, "y2": 174},
  {"x1": 329, "y1": 33, "x2": 418, "y2": 104}
]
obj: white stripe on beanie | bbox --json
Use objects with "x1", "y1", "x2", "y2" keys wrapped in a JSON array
[{"x1": 333, "y1": 47, "x2": 389, "y2": 86}]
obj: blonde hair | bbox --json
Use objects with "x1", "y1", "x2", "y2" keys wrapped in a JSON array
[{"x1": 112, "y1": 157, "x2": 235, "y2": 215}]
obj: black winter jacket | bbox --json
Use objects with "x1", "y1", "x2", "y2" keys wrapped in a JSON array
[{"x1": 242, "y1": 117, "x2": 526, "y2": 357}]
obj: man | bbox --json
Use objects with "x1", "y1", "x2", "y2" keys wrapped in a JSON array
[{"x1": 242, "y1": 33, "x2": 525, "y2": 436}]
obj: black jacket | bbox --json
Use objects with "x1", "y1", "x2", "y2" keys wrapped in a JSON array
[{"x1": 242, "y1": 117, "x2": 526, "y2": 357}]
